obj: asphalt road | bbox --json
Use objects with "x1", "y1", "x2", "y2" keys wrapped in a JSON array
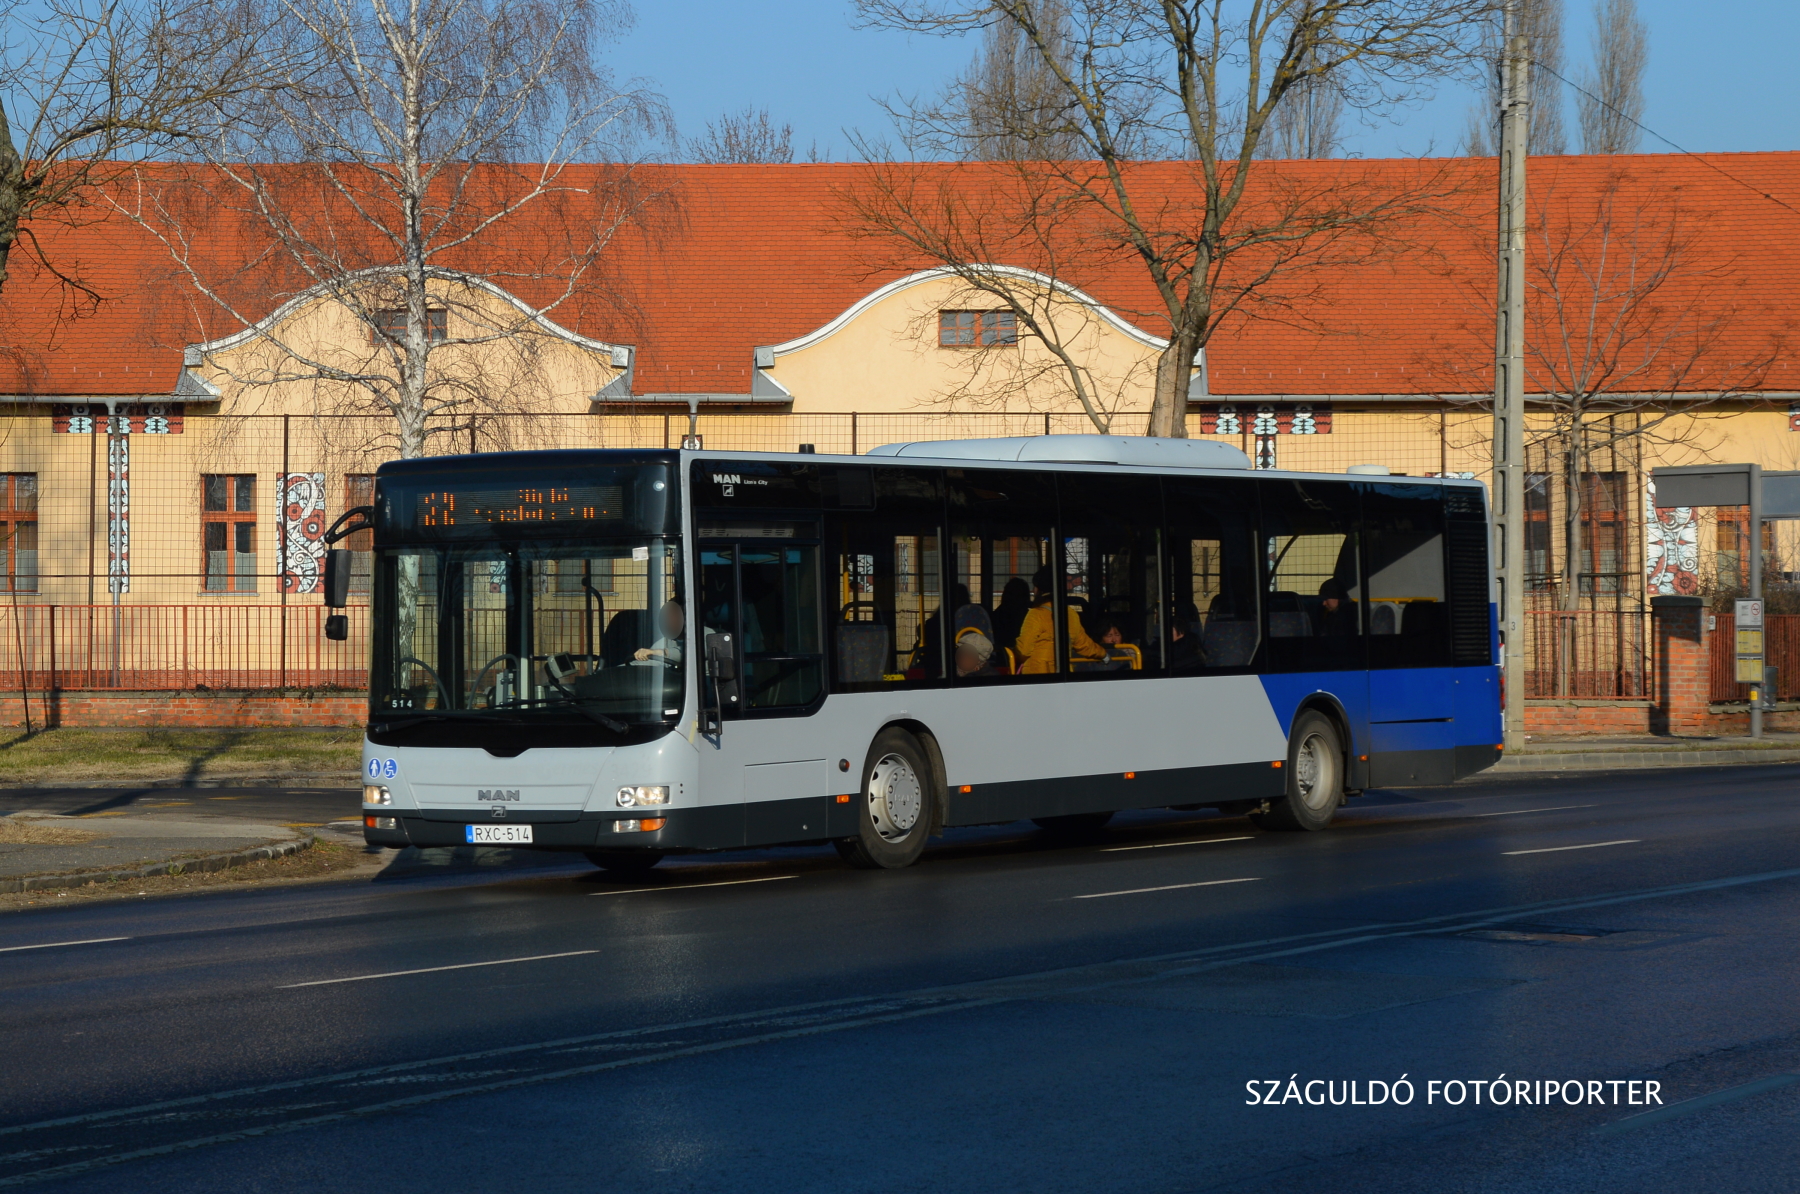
[{"x1": 3, "y1": 763, "x2": 1799, "y2": 1193}]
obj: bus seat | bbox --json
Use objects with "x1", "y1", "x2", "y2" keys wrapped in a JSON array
[
  {"x1": 1399, "y1": 599, "x2": 1444, "y2": 642},
  {"x1": 836, "y1": 621, "x2": 890, "y2": 684},
  {"x1": 1112, "y1": 643, "x2": 1143, "y2": 670},
  {"x1": 1202, "y1": 619, "x2": 1257, "y2": 666},
  {"x1": 1268, "y1": 591, "x2": 1310, "y2": 639}
]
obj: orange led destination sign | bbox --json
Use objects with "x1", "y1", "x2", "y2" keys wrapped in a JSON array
[{"x1": 416, "y1": 484, "x2": 625, "y2": 528}]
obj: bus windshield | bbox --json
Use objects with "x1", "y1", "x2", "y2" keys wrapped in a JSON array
[{"x1": 369, "y1": 539, "x2": 685, "y2": 728}]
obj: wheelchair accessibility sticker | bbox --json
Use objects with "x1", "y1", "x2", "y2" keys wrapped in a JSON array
[{"x1": 367, "y1": 758, "x2": 399, "y2": 780}]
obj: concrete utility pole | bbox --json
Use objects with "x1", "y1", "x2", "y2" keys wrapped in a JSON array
[{"x1": 1494, "y1": 0, "x2": 1529, "y2": 751}]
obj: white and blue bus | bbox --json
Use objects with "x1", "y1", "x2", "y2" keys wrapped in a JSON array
[{"x1": 341, "y1": 435, "x2": 1500, "y2": 871}]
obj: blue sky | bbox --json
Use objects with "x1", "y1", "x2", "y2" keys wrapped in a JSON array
[{"x1": 617, "y1": 0, "x2": 1800, "y2": 161}]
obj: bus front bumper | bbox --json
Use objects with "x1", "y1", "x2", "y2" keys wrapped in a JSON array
[{"x1": 362, "y1": 807, "x2": 749, "y2": 853}]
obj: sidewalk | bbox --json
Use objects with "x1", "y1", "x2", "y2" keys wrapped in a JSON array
[
  {"x1": 1491, "y1": 731, "x2": 1800, "y2": 774},
  {"x1": 0, "y1": 811, "x2": 326, "y2": 894}
]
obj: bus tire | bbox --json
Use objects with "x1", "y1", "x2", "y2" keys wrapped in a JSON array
[
  {"x1": 584, "y1": 849, "x2": 665, "y2": 873},
  {"x1": 1032, "y1": 811, "x2": 1115, "y2": 835},
  {"x1": 1254, "y1": 711, "x2": 1343, "y2": 832},
  {"x1": 836, "y1": 728, "x2": 933, "y2": 870}
]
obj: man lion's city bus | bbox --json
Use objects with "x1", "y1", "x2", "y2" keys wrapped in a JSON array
[{"x1": 338, "y1": 435, "x2": 1501, "y2": 872}]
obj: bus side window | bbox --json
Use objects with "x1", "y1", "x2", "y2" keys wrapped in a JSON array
[
  {"x1": 1164, "y1": 477, "x2": 1260, "y2": 672},
  {"x1": 1361, "y1": 482, "x2": 1449, "y2": 670},
  {"x1": 948, "y1": 468, "x2": 1057, "y2": 680},
  {"x1": 1057, "y1": 472, "x2": 1161, "y2": 676},
  {"x1": 826, "y1": 466, "x2": 946, "y2": 690},
  {"x1": 1260, "y1": 479, "x2": 1364, "y2": 673},
  {"x1": 739, "y1": 545, "x2": 824, "y2": 710}
]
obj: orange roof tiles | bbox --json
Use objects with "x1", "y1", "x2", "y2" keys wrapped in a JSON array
[{"x1": 3, "y1": 152, "x2": 1797, "y2": 399}]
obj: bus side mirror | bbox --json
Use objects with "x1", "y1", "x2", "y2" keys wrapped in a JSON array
[
  {"x1": 323, "y1": 549, "x2": 351, "y2": 608},
  {"x1": 707, "y1": 632, "x2": 737, "y2": 682},
  {"x1": 324, "y1": 614, "x2": 348, "y2": 641}
]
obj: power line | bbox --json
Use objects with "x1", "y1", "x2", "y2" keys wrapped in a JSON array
[{"x1": 1531, "y1": 59, "x2": 1800, "y2": 221}]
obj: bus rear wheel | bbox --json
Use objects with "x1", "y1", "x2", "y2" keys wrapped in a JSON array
[
  {"x1": 1254, "y1": 711, "x2": 1343, "y2": 832},
  {"x1": 835, "y1": 728, "x2": 934, "y2": 870},
  {"x1": 584, "y1": 849, "x2": 665, "y2": 873}
]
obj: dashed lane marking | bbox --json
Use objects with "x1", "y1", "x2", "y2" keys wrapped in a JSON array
[
  {"x1": 1072, "y1": 877, "x2": 1262, "y2": 899},
  {"x1": 8, "y1": 867, "x2": 1800, "y2": 1187},
  {"x1": 589, "y1": 876, "x2": 796, "y2": 896},
  {"x1": 1099, "y1": 836, "x2": 1253, "y2": 853},
  {"x1": 276, "y1": 951, "x2": 598, "y2": 989},
  {"x1": 1476, "y1": 805, "x2": 1596, "y2": 817},
  {"x1": 0, "y1": 938, "x2": 129, "y2": 954},
  {"x1": 1504, "y1": 840, "x2": 1641, "y2": 856},
  {"x1": 1594, "y1": 1073, "x2": 1800, "y2": 1136}
]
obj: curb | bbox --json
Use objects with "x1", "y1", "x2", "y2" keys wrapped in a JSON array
[
  {"x1": 4, "y1": 774, "x2": 358, "y2": 791},
  {"x1": 0, "y1": 833, "x2": 315, "y2": 894},
  {"x1": 1489, "y1": 749, "x2": 1800, "y2": 774}
]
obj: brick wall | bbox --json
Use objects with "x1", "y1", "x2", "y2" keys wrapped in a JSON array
[
  {"x1": 1524, "y1": 701, "x2": 1652, "y2": 735},
  {"x1": 0, "y1": 689, "x2": 365, "y2": 729}
]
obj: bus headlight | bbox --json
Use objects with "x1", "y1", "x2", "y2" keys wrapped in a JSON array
[
  {"x1": 616, "y1": 785, "x2": 669, "y2": 807},
  {"x1": 363, "y1": 785, "x2": 392, "y2": 806}
]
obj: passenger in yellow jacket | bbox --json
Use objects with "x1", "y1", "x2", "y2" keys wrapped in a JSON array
[{"x1": 1013, "y1": 568, "x2": 1107, "y2": 675}]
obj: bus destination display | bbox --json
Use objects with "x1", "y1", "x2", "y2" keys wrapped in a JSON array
[{"x1": 416, "y1": 484, "x2": 625, "y2": 529}]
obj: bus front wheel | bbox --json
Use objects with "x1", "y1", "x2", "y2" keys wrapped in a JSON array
[
  {"x1": 835, "y1": 728, "x2": 934, "y2": 870},
  {"x1": 1254, "y1": 711, "x2": 1343, "y2": 832}
]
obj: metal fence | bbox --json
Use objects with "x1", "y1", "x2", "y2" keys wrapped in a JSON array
[
  {"x1": 0, "y1": 603, "x2": 368, "y2": 691},
  {"x1": 1522, "y1": 609, "x2": 1652, "y2": 699},
  {"x1": 1709, "y1": 613, "x2": 1800, "y2": 704}
]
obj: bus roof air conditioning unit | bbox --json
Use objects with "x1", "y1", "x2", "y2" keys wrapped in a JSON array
[{"x1": 865, "y1": 434, "x2": 1252, "y2": 470}]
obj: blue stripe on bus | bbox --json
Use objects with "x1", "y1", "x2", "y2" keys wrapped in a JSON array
[{"x1": 1256, "y1": 672, "x2": 1371, "y2": 753}]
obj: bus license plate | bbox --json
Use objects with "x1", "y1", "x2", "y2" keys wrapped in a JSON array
[{"x1": 466, "y1": 824, "x2": 533, "y2": 845}]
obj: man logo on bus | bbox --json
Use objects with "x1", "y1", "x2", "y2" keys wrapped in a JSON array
[
  {"x1": 478, "y1": 789, "x2": 521, "y2": 802},
  {"x1": 712, "y1": 473, "x2": 740, "y2": 497}
]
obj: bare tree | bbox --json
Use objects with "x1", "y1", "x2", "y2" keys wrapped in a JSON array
[
  {"x1": 954, "y1": 0, "x2": 1085, "y2": 160},
  {"x1": 1424, "y1": 171, "x2": 1784, "y2": 690},
  {"x1": 1256, "y1": 60, "x2": 1345, "y2": 159},
  {"x1": 857, "y1": 0, "x2": 1488, "y2": 437},
  {"x1": 841, "y1": 163, "x2": 1150, "y2": 432},
  {"x1": 0, "y1": 0, "x2": 287, "y2": 298},
  {"x1": 1463, "y1": 0, "x2": 1564, "y2": 156},
  {"x1": 687, "y1": 106, "x2": 795, "y2": 163},
  {"x1": 113, "y1": 0, "x2": 670, "y2": 462},
  {"x1": 1578, "y1": 0, "x2": 1646, "y2": 154}
]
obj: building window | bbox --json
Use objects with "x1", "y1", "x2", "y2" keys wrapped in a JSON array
[
  {"x1": 346, "y1": 474, "x2": 375, "y2": 593},
  {"x1": 939, "y1": 310, "x2": 1017, "y2": 348},
  {"x1": 372, "y1": 308, "x2": 447, "y2": 344},
  {"x1": 203, "y1": 474, "x2": 257, "y2": 593},
  {"x1": 0, "y1": 473, "x2": 37, "y2": 593}
]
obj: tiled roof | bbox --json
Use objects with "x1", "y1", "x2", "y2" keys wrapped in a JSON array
[{"x1": 3, "y1": 153, "x2": 1797, "y2": 398}]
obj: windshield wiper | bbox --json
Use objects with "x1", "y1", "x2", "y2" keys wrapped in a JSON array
[{"x1": 532, "y1": 698, "x2": 629, "y2": 733}]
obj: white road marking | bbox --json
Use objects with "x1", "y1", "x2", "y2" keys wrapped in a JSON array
[
  {"x1": 1595, "y1": 1073, "x2": 1800, "y2": 1135},
  {"x1": 590, "y1": 875, "x2": 796, "y2": 896},
  {"x1": 10, "y1": 865, "x2": 1800, "y2": 1187},
  {"x1": 1476, "y1": 805, "x2": 1596, "y2": 817},
  {"x1": 0, "y1": 937, "x2": 128, "y2": 954},
  {"x1": 1100, "y1": 836, "x2": 1253, "y2": 852},
  {"x1": 1504, "y1": 839, "x2": 1641, "y2": 856},
  {"x1": 1073, "y1": 877, "x2": 1262, "y2": 899},
  {"x1": 277, "y1": 951, "x2": 597, "y2": 989}
]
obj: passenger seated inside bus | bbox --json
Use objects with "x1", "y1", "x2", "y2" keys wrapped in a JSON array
[
  {"x1": 631, "y1": 600, "x2": 686, "y2": 666},
  {"x1": 1078, "y1": 615, "x2": 1141, "y2": 671},
  {"x1": 1166, "y1": 601, "x2": 1205, "y2": 670},
  {"x1": 913, "y1": 585, "x2": 994, "y2": 678},
  {"x1": 990, "y1": 576, "x2": 1032, "y2": 656},
  {"x1": 1314, "y1": 578, "x2": 1359, "y2": 637},
  {"x1": 954, "y1": 629, "x2": 1001, "y2": 678},
  {"x1": 1016, "y1": 566, "x2": 1107, "y2": 674}
]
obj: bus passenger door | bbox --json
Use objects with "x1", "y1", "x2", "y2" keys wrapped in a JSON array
[
  {"x1": 699, "y1": 534, "x2": 830, "y2": 844},
  {"x1": 1361, "y1": 483, "x2": 1456, "y2": 786}
]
